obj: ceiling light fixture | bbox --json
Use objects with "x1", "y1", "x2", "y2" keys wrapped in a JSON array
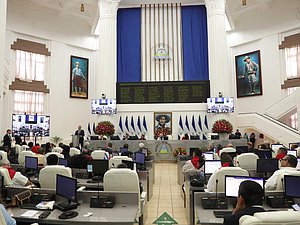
[
  {"x1": 80, "y1": 3, "x2": 85, "y2": 12},
  {"x1": 242, "y1": 0, "x2": 247, "y2": 6}
]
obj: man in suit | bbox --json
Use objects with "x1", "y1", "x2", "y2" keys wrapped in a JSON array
[
  {"x1": 223, "y1": 180, "x2": 265, "y2": 225},
  {"x1": 75, "y1": 125, "x2": 85, "y2": 150},
  {"x1": 3, "y1": 129, "x2": 12, "y2": 150}
]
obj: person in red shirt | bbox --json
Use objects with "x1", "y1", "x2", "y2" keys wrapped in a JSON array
[
  {"x1": 275, "y1": 147, "x2": 287, "y2": 160},
  {"x1": 191, "y1": 148, "x2": 205, "y2": 169},
  {"x1": 182, "y1": 134, "x2": 190, "y2": 140},
  {"x1": 31, "y1": 143, "x2": 40, "y2": 154}
]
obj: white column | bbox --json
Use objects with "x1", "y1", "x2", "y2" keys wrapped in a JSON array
[
  {"x1": 96, "y1": 0, "x2": 120, "y2": 99},
  {"x1": 205, "y1": 0, "x2": 230, "y2": 97},
  {"x1": 0, "y1": 0, "x2": 7, "y2": 133}
]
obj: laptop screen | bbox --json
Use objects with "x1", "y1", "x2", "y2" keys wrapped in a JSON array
[
  {"x1": 203, "y1": 153, "x2": 214, "y2": 160},
  {"x1": 225, "y1": 175, "x2": 264, "y2": 198},
  {"x1": 204, "y1": 160, "x2": 221, "y2": 175},
  {"x1": 285, "y1": 175, "x2": 300, "y2": 198},
  {"x1": 287, "y1": 150, "x2": 297, "y2": 157}
]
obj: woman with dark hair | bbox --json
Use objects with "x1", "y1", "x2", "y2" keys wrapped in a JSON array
[
  {"x1": 68, "y1": 153, "x2": 92, "y2": 169},
  {"x1": 249, "y1": 133, "x2": 256, "y2": 148},
  {"x1": 62, "y1": 145, "x2": 71, "y2": 159}
]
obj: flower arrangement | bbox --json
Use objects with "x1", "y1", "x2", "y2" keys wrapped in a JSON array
[
  {"x1": 173, "y1": 147, "x2": 187, "y2": 157},
  {"x1": 212, "y1": 119, "x2": 233, "y2": 134},
  {"x1": 95, "y1": 121, "x2": 115, "y2": 136},
  {"x1": 155, "y1": 127, "x2": 171, "y2": 139}
]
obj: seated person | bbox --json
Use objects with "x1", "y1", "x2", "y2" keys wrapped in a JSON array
[
  {"x1": 0, "y1": 203, "x2": 16, "y2": 225},
  {"x1": 68, "y1": 153, "x2": 93, "y2": 169},
  {"x1": 136, "y1": 143, "x2": 151, "y2": 160},
  {"x1": 61, "y1": 145, "x2": 71, "y2": 159},
  {"x1": 0, "y1": 158, "x2": 32, "y2": 186},
  {"x1": 139, "y1": 134, "x2": 146, "y2": 140},
  {"x1": 206, "y1": 153, "x2": 234, "y2": 192},
  {"x1": 275, "y1": 147, "x2": 287, "y2": 160},
  {"x1": 31, "y1": 143, "x2": 40, "y2": 154},
  {"x1": 223, "y1": 180, "x2": 265, "y2": 225},
  {"x1": 122, "y1": 133, "x2": 129, "y2": 140},
  {"x1": 182, "y1": 133, "x2": 189, "y2": 140},
  {"x1": 182, "y1": 148, "x2": 205, "y2": 174},
  {"x1": 46, "y1": 154, "x2": 59, "y2": 165},
  {"x1": 36, "y1": 147, "x2": 45, "y2": 166},
  {"x1": 157, "y1": 133, "x2": 167, "y2": 140},
  {"x1": 105, "y1": 142, "x2": 113, "y2": 155},
  {"x1": 265, "y1": 154, "x2": 298, "y2": 191}
]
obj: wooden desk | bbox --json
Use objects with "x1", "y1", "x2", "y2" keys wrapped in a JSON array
[{"x1": 11, "y1": 191, "x2": 139, "y2": 225}]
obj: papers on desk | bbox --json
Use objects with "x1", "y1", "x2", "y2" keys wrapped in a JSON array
[
  {"x1": 20, "y1": 210, "x2": 39, "y2": 218},
  {"x1": 36, "y1": 201, "x2": 55, "y2": 210}
]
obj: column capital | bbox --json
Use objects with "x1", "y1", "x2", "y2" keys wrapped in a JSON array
[
  {"x1": 204, "y1": 0, "x2": 226, "y2": 17},
  {"x1": 98, "y1": 0, "x2": 121, "y2": 21}
]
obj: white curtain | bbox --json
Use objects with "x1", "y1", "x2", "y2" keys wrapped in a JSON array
[
  {"x1": 14, "y1": 90, "x2": 44, "y2": 114},
  {"x1": 285, "y1": 46, "x2": 300, "y2": 78},
  {"x1": 141, "y1": 4, "x2": 183, "y2": 82},
  {"x1": 16, "y1": 50, "x2": 45, "y2": 81}
]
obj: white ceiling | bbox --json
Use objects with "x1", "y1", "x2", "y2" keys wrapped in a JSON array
[{"x1": 9, "y1": 0, "x2": 300, "y2": 33}]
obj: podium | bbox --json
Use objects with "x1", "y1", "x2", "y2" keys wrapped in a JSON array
[{"x1": 72, "y1": 135, "x2": 80, "y2": 148}]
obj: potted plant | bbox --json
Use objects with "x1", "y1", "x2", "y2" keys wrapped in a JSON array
[
  {"x1": 95, "y1": 121, "x2": 115, "y2": 136},
  {"x1": 50, "y1": 136, "x2": 63, "y2": 145},
  {"x1": 212, "y1": 119, "x2": 233, "y2": 139}
]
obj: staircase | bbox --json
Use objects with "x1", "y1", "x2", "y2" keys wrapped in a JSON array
[{"x1": 237, "y1": 112, "x2": 300, "y2": 146}]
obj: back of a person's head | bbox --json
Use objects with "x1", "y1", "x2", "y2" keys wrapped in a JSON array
[
  {"x1": 47, "y1": 154, "x2": 59, "y2": 165},
  {"x1": 28, "y1": 142, "x2": 34, "y2": 148},
  {"x1": 117, "y1": 163, "x2": 128, "y2": 168},
  {"x1": 139, "y1": 143, "x2": 145, "y2": 149},
  {"x1": 62, "y1": 145, "x2": 70, "y2": 154},
  {"x1": 285, "y1": 154, "x2": 298, "y2": 167},
  {"x1": 220, "y1": 153, "x2": 233, "y2": 166},
  {"x1": 239, "y1": 180, "x2": 264, "y2": 206},
  {"x1": 123, "y1": 143, "x2": 129, "y2": 149},
  {"x1": 277, "y1": 147, "x2": 287, "y2": 155},
  {"x1": 108, "y1": 143, "x2": 113, "y2": 148}
]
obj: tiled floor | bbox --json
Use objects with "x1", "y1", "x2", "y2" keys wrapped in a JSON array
[{"x1": 144, "y1": 162, "x2": 189, "y2": 225}]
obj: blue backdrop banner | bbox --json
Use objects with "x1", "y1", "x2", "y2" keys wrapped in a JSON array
[
  {"x1": 181, "y1": 5, "x2": 209, "y2": 81},
  {"x1": 117, "y1": 8, "x2": 141, "y2": 82}
]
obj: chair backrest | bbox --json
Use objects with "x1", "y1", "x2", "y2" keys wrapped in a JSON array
[
  {"x1": 109, "y1": 156, "x2": 132, "y2": 169},
  {"x1": 104, "y1": 168, "x2": 140, "y2": 215},
  {"x1": 236, "y1": 153, "x2": 259, "y2": 171},
  {"x1": 0, "y1": 205, "x2": 7, "y2": 225},
  {"x1": 275, "y1": 169, "x2": 300, "y2": 191},
  {"x1": 70, "y1": 147, "x2": 81, "y2": 156},
  {"x1": 39, "y1": 165, "x2": 72, "y2": 189},
  {"x1": 43, "y1": 152, "x2": 64, "y2": 166},
  {"x1": 0, "y1": 151, "x2": 8, "y2": 161},
  {"x1": 18, "y1": 151, "x2": 36, "y2": 166},
  {"x1": 212, "y1": 167, "x2": 249, "y2": 192},
  {"x1": 91, "y1": 150, "x2": 107, "y2": 160},
  {"x1": 21, "y1": 145, "x2": 30, "y2": 152},
  {"x1": 0, "y1": 167, "x2": 13, "y2": 186},
  {"x1": 239, "y1": 211, "x2": 300, "y2": 225},
  {"x1": 15, "y1": 144, "x2": 22, "y2": 155},
  {"x1": 296, "y1": 147, "x2": 300, "y2": 157},
  {"x1": 52, "y1": 147, "x2": 63, "y2": 153}
]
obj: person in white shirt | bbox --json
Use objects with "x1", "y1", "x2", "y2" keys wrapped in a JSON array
[{"x1": 265, "y1": 154, "x2": 298, "y2": 191}]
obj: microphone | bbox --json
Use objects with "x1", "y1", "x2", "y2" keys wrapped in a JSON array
[{"x1": 215, "y1": 179, "x2": 219, "y2": 207}]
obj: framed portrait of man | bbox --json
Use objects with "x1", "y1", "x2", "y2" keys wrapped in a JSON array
[
  {"x1": 154, "y1": 112, "x2": 172, "y2": 139},
  {"x1": 235, "y1": 50, "x2": 262, "y2": 98},
  {"x1": 70, "y1": 55, "x2": 89, "y2": 99}
]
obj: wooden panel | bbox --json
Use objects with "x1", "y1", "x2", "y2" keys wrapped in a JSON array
[
  {"x1": 9, "y1": 78, "x2": 50, "y2": 93},
  {"x1": 281, "y1": 77, "x2": 300, "y2": 89},
  {"x1": 279, "y1": 33, "x2": 300, "y2": 49},
  {"x1": 11, "y1": 38, "x2": 51, "y2": 56}
]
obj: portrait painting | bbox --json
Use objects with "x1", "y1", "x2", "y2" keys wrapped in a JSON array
[
  {"x1": 154, "y1": 112, "x2": 172, "y2": 139},
  {"x1": 70, "y1": 55, "x2": 88, "y2": 99},
  {"x1": 235, "y1": 50, "x2": 262, "y2": 98}
]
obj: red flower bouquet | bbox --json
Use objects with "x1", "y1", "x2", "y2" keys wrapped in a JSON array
[
  {"x1": 212, "y1": 119, "x2": 233, "y2": 134},
  {"x1": 95, "y1": 121, "x2": 115, "y2": 136},
  {"x1": 173, "y1": 147, "x2": 187, "y2": 157}
]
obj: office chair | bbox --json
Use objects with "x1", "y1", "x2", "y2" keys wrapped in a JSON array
[
  {"x1": 52, "y1": 147, "x2": 63, "y2": 153},
  {"x1": 0, "y1": 151, "x2": 8, "y2": 161},
  {"x1": 21, "y1": 145, "x2": 30, "y2": 152},
  {"x1": 240, "y1": 211, "x2": 300, "y2": 225},
  {"x1": 109, "y1": 156, "x2": 132, "y2": 169},
  {"x1": 43, "y1": 152, "x2": 64, "y2": 166},
  {"x1": 39, "y1": 165, "x2": 72, "y2": 189},
  {"x1": 208, "y1": 167, "x2": 249, "y2": 192},
  {"x1": 69, "y1": 147, "x2": 80, "y2": 156},
  {"x1": 15, "y1": 144, "x2": 22, "y2": 155},
  {"x1": 18, "y1": 151, "x2": 36, "y2": 166},
  {"x1": 91, "y1": 150, "x2": 108, "y2": 160},
  {"x1": 104, "y1": 168, "x2": 145, "y2": 219},
  {"x1": 236, "y1": 153, "x2": 259, "y2": 171},
  {"x1": 0, "y1": 167, "x2": 13, "y2": 186}
]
